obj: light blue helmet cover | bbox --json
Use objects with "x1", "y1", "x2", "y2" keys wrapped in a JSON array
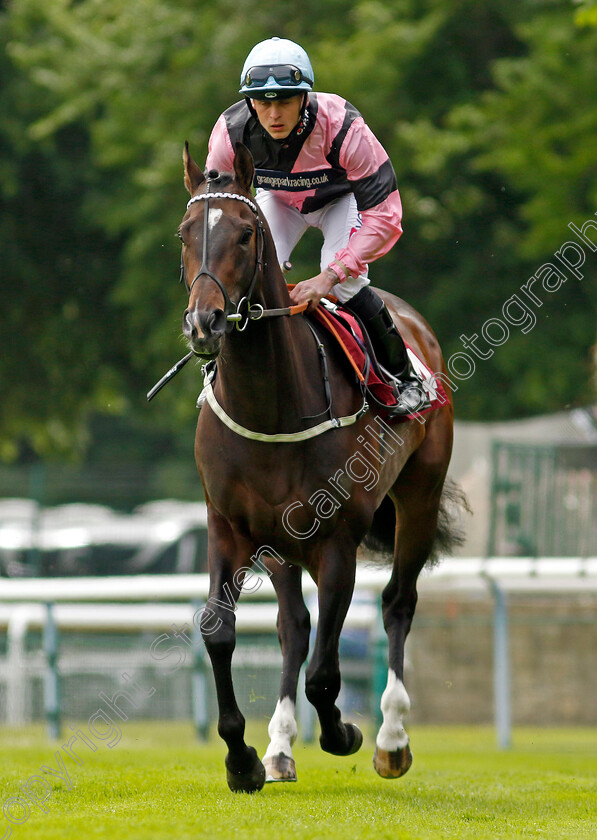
[{"x1": 239, "y1": 37, "x2": 314, "y2": 99}]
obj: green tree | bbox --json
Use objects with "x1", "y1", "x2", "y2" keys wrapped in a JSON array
[
  {"x1": 2, "y1": 0, "x2": 595, "y2": 464},
  {"x1": 321, "y1": 1, "x2": 596, "y2": 417},
  {"x1": 0, "y1": 8, "x2": 126, "y2": 460},
  {"x1": 443, "y1": 6, "x2": 597, "y2": 414},
  {"x1": 4, "y1": 0, "x2": 358, "y2": 451}
]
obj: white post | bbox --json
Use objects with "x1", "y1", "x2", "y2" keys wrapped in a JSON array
[
  {"x1": 6, "y1": 606, "x2": 35, "y2": 725},
  {"x1": 485, "y1": 575, "x2": 512, "y2": 749}
]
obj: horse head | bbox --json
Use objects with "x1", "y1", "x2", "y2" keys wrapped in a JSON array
[{"x1": 180, "y1": 142, "x2": 262, "y2": 358}]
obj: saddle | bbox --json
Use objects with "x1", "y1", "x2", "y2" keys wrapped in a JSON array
[{"x1": 309, "y1": 299, "x2": 447, "y2": 422}]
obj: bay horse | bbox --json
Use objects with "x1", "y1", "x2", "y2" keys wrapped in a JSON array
[{"x1": 178, "y1": 142, "x2": 464, "y2": 792}]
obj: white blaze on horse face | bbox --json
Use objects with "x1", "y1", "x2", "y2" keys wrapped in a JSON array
[
  {"x1": 208, "y1": 208, "x2": 223, "y2": 232},
  {"x1": 376, "y1": 669, "x2": 411, "y2": 751},
  {"x1": 263, "y1": 697, "x2": 297, "y2": 760}
]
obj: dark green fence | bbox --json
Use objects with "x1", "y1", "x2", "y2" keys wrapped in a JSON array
[
  {"x1": 0, "y1": 460, "x2": 203, "y2": 512},
  {"x1": 488, "y1": 442, "x2": 597, "y2": 557}
]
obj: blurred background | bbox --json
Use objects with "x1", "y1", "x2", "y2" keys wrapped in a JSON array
[{"x1": 0, "y1": 0, "x2": 596, "y2": 737}]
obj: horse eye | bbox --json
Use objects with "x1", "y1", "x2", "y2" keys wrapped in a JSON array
[{"x1": 240, "y1": 227, "x2": 253, "y2": 246}]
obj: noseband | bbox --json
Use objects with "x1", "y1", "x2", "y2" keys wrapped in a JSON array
[{"x1": 182, "y1": 183, "x2": 265, "y2": 332}]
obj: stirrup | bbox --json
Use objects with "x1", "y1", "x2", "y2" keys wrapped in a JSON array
[{"x1": 380, "y1": 366, "x2": 431, "y2": 417}]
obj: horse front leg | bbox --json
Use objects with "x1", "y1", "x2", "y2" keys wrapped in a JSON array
[
  {"x1": 201, "y1": 513, "x2": 265, "y2": 793},
  {"x1": 305, "y1": 538, "x2": 363, "y2": 757},
  {"x1": 263, "y1": 562, "x2": 310, "y2": 782}
]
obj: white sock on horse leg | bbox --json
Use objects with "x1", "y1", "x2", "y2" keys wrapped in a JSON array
[
  {"x1": 376, "y1": 669, "x2": 411, "y2": 752},
  {"x1": 263, "y1": 697, "x2": 298, "y2": 759}
]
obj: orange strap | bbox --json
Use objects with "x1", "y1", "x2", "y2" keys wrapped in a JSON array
[
  {"x1": 314, "y1": 307, "x2": 365, "y2": 383},
  {"x1": 289, "y1": 302, "x2": 309, "y2": 316},
  {"x1": 285, "y1": 285, "x2": 363, "y2": 381}
]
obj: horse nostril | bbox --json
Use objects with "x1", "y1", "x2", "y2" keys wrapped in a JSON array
[
  {"x1": 185, "y1": 308, "x2": 227, "y2": 341},
  {"x1": 183, "y1": 310, "x2": 197, "y2": 339},
  {"x1": 209, "y1": 310, "x2": 227, "y2": 335},
  {"x1": 197, "y1": 309, "x2": 226, "y2": 337}
]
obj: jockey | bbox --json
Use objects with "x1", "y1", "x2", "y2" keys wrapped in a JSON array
[{"x1": 206, "y1": 37, "x2": 429, "y2": 415}]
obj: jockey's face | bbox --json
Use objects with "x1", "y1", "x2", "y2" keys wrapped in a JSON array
[{"x1": 252, "y1": 95, "x2": 303, "y2": 140}]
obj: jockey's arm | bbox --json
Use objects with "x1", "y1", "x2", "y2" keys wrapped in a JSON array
[
  {"x1": 288, "y1": 191, "x2": 403, "y2": 311},
  {"x1": 289, "y1": 116, "x2": 403, "y2": 310}
]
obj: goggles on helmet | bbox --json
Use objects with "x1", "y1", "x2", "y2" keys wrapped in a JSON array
[{"x1": 243, "y1": 64, "x2": 313, "y2": 89}]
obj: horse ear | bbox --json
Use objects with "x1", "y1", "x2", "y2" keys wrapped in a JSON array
[
  {"x1": 233, "y1": 142, "x2": 255, "y2": 194},
  {"x1": 183, "y1": 141, "x2": 205, "y2": 195}
]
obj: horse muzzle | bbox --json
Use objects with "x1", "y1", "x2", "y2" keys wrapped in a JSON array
[{"x1": 183, "y1": 306, "x2": 227, "y2": 356}]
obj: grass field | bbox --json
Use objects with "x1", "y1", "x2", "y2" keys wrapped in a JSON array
[{"x1": 0, "y1": 722, "x2": 595, "y2": 839}]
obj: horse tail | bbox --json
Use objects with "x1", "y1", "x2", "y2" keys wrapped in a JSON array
[
  {"x1": 362, "y1": 495, "x2": 396, "y2": 557},
  {"x1": 363, "y1": 478, "x2": 471, "y2": 565},
  {"x1": 428, "y1": 478, "x2": 471, "y2": 564}
]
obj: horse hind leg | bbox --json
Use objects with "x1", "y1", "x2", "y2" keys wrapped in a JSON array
[
  {"x1": 374, "y1": 670, "x2": 413, "y2": 778},
  {"x1": 373, "y1": 556, "x2": 418, "y2": 779},
  {"x1": 262, "y1": 563, "x2": 310, "y2": 782},
  {"x1": 373, "y1": 483, "x2": 444, "y2": 779}
]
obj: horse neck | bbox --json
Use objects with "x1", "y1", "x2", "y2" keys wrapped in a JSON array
[{"x1": 214, "y1": 259, "x2": 322, "y2": 433}]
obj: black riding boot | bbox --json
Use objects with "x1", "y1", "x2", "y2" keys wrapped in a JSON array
[{"x1": 343, "y1": 287, "x2": 431, "y2": 416}]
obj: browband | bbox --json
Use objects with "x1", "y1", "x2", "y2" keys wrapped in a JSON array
[{"x1": 187, "y1": 192, "x2": 259, "y2": 215}]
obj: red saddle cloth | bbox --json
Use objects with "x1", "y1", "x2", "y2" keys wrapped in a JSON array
[{"x1": 311, "y1": 303, "x2": 448, "y2": 421}]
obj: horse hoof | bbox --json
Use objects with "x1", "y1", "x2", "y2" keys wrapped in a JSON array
[
  {"x1": 320, "y1": 723, "x2": 363, "y2": 757},
  {"x1": 345, "y1": 723, "x2": 364, "y2": 755},
  {"x1": 263, "y1": 753, "x2": 297, "y2": 782},
  {"x1": 372, "y1": 744, "x2": 413, "y2": 779},
  {"x1": 225, "y1": 747, "x2": 266, "y2": 793}
]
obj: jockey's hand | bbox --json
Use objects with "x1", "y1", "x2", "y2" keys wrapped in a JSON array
[{"x1": 288, "y1": 268, "x2": 338, "y2": 313}]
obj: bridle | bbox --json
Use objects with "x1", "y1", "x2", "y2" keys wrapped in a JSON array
[
  {"x1": 148, "y1": 178, "x2": 309, "y2": 401},
  {"x1": 181, "y1": 181, "x2": 266, "y2": 333}
]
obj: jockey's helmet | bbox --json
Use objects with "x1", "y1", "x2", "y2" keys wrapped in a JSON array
[{"x1": 239, "y1": 37, "x2": 314, "y2": 100}]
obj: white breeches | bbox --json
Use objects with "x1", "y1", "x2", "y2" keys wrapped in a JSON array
[{"x1": 255, "y1": 190, "x2": 370, "y2": 303}]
